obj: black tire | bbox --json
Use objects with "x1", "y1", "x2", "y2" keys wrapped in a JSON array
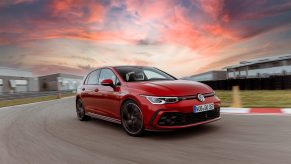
[
  {"x1": 121, "y1": 100, "x2": 145, "y2": 137},
  {"x1": 76, "y1": 99, "x2": 90, "y2": 121}
]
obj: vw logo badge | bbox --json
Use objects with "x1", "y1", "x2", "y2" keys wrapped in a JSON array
[{"x1": 197, "y1": 94, "x2": 205, "y2": 102}]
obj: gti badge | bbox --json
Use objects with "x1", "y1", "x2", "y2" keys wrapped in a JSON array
[{"x1": 197, "y1": 94, "x2": 205, "y2": 102}]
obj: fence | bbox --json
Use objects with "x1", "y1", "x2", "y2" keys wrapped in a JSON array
[
  {"x1": 201, "y1": 75, "x2": 291, "y2": 90},
  {"x1": 0, "y1": 90, "x2": 75, "y2": 101}
]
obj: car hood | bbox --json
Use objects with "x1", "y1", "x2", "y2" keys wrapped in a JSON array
[{"x1": 126, "y1": 80, "x2": 213, "y2": 96}]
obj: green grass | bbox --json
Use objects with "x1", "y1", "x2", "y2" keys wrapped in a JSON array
[
  {"x1": 0, "y1": 93, "x2": 75, "y2": 108},
  {"x1": 216, "y1": 90, "x2": 291, "y2": 108},
  {"x1": 1, "y1": 91, "x2": 290, "y2": 108}
]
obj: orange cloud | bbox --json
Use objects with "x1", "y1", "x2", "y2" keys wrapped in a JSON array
[
  {"x1": 202, "y1": 24, "x2": 238, "y2": 40},
  {"x1": 50, "y1": 0, "x2": 105, "y2": 23},
  {"x1": 159, "y1": 6, "x2": 233, "y2": 56},
  {"x1": 1, "y1": 0, "x2": 291, "y2": 77},
  {"x1": 87, "y1": 3, "x2": 105, "y2": 23},
  {"x1": 196, "y1": 0, "x2": 224, "y2": 20}
]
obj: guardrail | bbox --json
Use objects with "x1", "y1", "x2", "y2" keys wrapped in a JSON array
[
  {"x1": 201, "y1": 75, "x2": 291, "y2": 90},
  {"x1": 0, "y1": 90, "x2": 76, "y2": 101}
]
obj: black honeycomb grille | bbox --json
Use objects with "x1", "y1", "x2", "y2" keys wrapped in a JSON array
[{"x1": 157, "y1": 108, "x2": 220, "y2": 126}]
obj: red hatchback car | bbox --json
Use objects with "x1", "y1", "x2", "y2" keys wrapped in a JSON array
[{"x1": 76, "y1": 66, "x2": 221, "y2": 136}]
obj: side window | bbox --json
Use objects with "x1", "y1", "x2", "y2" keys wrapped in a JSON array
[
  {"x1": 85, "y1": 70, "x2": 100, "y2": 85},
  {"x1": 99, "y1": 69, "x2": 118, "y2": 85}
]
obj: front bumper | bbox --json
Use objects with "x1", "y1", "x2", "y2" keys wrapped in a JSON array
[
  {"x1": 149, "y1": 108, "x2": 220, "y2": 129},
  {"x1": 139, "y1": 95, "x2": 221, "y2": 130}
]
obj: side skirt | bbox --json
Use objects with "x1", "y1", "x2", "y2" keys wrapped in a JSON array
[{"x1": 86, "y1": 112, "x2": 121, "y2": 124}]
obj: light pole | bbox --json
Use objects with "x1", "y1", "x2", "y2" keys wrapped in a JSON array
[{"x1": 57, "y1": 77, "x2": 62, "y2": 99}]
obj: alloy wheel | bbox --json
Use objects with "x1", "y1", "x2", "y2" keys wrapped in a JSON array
[
  {"x1": 121, "y1": 102, "x2": 144, "y2": 135},
  {"x1": 76, "y1": 99, "x2": 87, "y2": 120}
]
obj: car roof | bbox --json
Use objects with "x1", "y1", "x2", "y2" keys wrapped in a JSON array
[
  {"x1": 86, "y1": 65, "x2": 152, "y2": 74},
  {"x1": 91, "y1": 65, "x2": 151, "y2": 70},
  {"x1": 113, "y1": 65, "x2": 151, "y2": 69}
]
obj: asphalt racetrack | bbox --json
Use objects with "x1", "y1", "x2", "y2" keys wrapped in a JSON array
[{"x1": 0, "y1": 97, "x2": 291, "y2": 164}]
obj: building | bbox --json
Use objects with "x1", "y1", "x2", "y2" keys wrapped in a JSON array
[
  {"x1": 183, "y1": 70, "x2": 227, "y2": 82},
  {"x1": 0, "y1": 67, "x2": 39, "y2": 93},
  {"x1": 38, "y1": 73, "x2": 83, "y2": 91},
  {"x1": 225, "y1": 54, "x2": 291, "y2": 79}
]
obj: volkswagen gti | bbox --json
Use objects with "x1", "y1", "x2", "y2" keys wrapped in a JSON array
[{"x1": 76, "y1": 66, "x2": 221, "y2": 136}]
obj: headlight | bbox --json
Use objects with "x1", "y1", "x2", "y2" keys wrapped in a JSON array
[{"x1": 143, "y1": 96, "x2": 180, "y2": 104}]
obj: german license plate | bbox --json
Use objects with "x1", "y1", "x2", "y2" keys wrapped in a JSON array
[{"x1": 194, "y1": 103, "x2": 214, "y2": 113}]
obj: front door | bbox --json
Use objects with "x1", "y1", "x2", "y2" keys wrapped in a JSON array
[{"x1": 96, "y1": 68, "x2": 121, "y2": 119}]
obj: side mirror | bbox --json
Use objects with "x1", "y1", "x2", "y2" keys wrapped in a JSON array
[{"x1": 101, "y1": 79, "x2": 114, "y2": 87}]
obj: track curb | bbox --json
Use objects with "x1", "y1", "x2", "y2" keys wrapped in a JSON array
[{"x1": 221, "y1": 107, "x2": 291, "y2": 115}]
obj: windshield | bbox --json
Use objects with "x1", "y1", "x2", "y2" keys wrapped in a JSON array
[{"x1": 115, "y1": 66, "x2": 176, "y2": 82}]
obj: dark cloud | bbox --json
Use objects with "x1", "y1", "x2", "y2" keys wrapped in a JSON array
[
  {"x1": 71, "y1": 55, "x2": 98, "y2": 62},
  {"x1": 222, "y1": 0, "x2": 291, "y2": 20},
  {"x1": 196, "y1": 39, "x2": 291, "y2": 73},
  {"x1": 0, "y1": 0, "x2": 108, "y2": 44},
  {"x1": 0, "y1": 0, "x2": 291, "y2": 76},
  {"x1": 136, "y1": 39, "x2": 162, "y2": 46},
  {"x1": 30, "y1": 64, "x2": 87, "y2": 76},
  {"x1": 77, "y1": 64, "x2": 96, "y2": 71},
  {"x1": 221, "y1": 0, "x2": 291, "y2": 38}
]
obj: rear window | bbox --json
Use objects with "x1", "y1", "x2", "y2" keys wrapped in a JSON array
[{"x1": 85, "y1": 70, "x2": 100, "y2": 85}]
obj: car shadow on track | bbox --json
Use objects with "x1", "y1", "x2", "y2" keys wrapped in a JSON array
[
  {"x1": 88, "y1": 118, "x2": 221, "y2": 139},
  {"x1": 145, "y1": 124, "x2": 221, "y2": 140},
  {"x1": 89, "y1": 118, "x2": 124, "y2": 131}
]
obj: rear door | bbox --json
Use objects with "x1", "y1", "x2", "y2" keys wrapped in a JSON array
[{"x1": 81, "y1": 69, "x2": 100, "y2": 113}]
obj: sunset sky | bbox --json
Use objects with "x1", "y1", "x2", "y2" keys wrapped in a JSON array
[{"x1": 0, "y1": 0, "x2": 291, "y2": 78}]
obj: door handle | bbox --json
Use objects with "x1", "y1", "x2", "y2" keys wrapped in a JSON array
[
  {"x1": 94, "y1": 88, "x2": 99, "y2": 92},
  {"x1": 82, "y1": 88, "x2": 85, "y2": 91}
]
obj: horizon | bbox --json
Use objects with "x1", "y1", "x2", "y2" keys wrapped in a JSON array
[{"x1": 1, "y1": 0, "x2": 291, "y2": 78}]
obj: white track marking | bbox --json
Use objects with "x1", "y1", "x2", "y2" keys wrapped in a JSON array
[
  {"x1": 281, "y1": 108, "x2": 291, "y2": 114},
  {"x1": 221, "y1": 108, "x2": 250, "y2": 113}
]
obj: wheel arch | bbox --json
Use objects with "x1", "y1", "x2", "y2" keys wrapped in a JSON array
[
  {"x1": 119, "y1": 95, "x2": 142, "y2": 113},
  {"x1": 119, "y1": 95, "x2": 145, "y2": 136}
]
